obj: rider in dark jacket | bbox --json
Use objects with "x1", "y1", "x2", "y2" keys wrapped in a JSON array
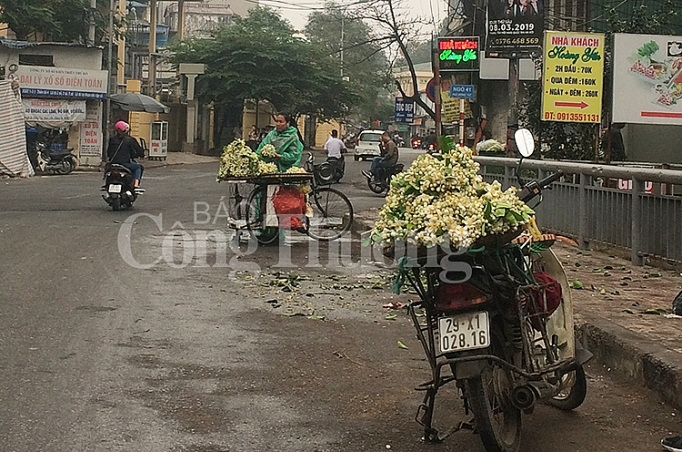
[{"x1": 106, "y1": 121, "x2": 145, "y2": 191}]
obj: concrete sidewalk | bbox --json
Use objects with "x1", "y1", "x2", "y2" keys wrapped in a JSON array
[
  {"x1": 353, "y1": 209, "x2": 682, "y2": 410},
  {"x1": 76, "y1": 151, "x2": 219, "y2": 172},
  {"x1": 140, "y1": 152, "x2": 219, "y2": 168}
]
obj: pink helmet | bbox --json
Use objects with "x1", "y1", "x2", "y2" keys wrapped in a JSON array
[{"x1": 114, "y1": 121, "x2": 130, "y2": 133}]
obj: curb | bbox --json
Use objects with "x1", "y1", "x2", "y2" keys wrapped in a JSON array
[
  {"x1": 576, "y1": 318, "x2": 682, "y2": 410},
  {"x1": 352, "y1": 210, "x2": 682, "y2": 410}
]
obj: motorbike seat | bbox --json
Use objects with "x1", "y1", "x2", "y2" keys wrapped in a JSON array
[
  {"x1": 108, "y1": 164, "x2": 132, "y2": 174},
  {"x1": 48, "y1": 149, "x2": 73, "y2": 157}
]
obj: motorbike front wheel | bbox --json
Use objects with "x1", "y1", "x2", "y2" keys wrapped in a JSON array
[
  {"x1": 465, "y1": 343, "x2": 521, "y2": 452},
  {"x1": 367, "y1": 177, "x2": 386, "y2": 194},
  {"x1": 546, "y1": 365, "x2": 587, "y2": 411}
]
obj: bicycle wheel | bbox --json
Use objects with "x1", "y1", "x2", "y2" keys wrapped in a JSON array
[
  {"x1": 306, "y1": 187, "x2": 353, "y2": 241},
  {"x1": 226, "y1": 182, "x2": 254, "y2": 227},
  {"x1": 245, "y1": 186, "x2": 280, "y2": 245}
]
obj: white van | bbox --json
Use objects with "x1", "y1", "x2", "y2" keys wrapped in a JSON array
[{"x1": 353, "y1": 130, "x2": 385, "y2": 161}]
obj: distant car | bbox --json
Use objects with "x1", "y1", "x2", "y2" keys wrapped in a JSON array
[{"x1": 353, "y1": 130, "x2": 385, "y2": 161}]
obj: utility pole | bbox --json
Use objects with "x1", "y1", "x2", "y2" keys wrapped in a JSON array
[
  {"x1": 88, "y1": 0, "x2": 97, "y2": 46},
  {"x1": 117, "y1": 0, "x2": 127, "y2": 90},
  {"x1": 104, "y1": 0, "x2": 115, "y2": 163},
  {"x1": 148, "y1": 0, "x2": 157, "y2": 96},
  {"x1": 340, "y1": 13, "x2": 344, "y2": 78}
]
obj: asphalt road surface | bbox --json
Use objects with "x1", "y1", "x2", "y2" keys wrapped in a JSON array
[{"x1": 0, "y1": 158, "x2": 679, "y2": 451}]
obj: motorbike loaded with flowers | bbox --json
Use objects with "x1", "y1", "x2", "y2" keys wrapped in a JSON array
[{"x1": 366, "y1": 130, "x2": 592, "y2": 452}]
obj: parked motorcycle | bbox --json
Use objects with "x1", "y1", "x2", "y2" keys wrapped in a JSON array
[
  {"x1": 393, "y1": 129, "x2": 591, "y2": 452},
  {"x1": 411, "y1": 137, "x2": 422, "y2": 149},
  {"x1": 363, "y1": 162, "x2": 404, "y2": 194},
  {"x1": 32, "y1": 141, "x2": 77, "y2": 175},
  {"x1": 102, "y1": 164, "x2": 140, "y2": 211},
  {"x1": 306, "y1": 155, "x2": 344, "y2": 185},
  {"x1": 426, "y1": 142, "x2": 436, "y2": 154}
]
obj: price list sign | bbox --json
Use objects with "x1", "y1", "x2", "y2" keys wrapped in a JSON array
[{"x1": 541, "y1": 31, "x2": 605, "y2": 123}]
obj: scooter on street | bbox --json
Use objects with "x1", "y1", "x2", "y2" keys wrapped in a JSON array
[
  {"x1": 102, "y1": 164, "x2": 140, "y2": 211},
  {"x1": 392, "y1": 129, "x2": 591, "y2": 452},
  {"x1": 31, "y1": 140, "x2": 77, "y2": 175}
]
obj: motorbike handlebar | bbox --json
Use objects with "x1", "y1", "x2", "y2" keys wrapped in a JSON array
[
  {"x1": 537, "y1": 170, "x2": 564, "y2": 189},
  {"x1": 518, "y1": 170, "x2": 564, "y2": 203}
]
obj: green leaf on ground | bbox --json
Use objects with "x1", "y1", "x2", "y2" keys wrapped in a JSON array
[
  {"x1": 570, "y1": 280, "x2": 584, "y2": 289},
  {"x1": 397, "y1": 341, "x2": 408, "y2": 350}
]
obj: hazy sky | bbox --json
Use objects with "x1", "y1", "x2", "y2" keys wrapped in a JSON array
[{"x1": 260, "y1": 0, "x2": 449, "y2": 37}]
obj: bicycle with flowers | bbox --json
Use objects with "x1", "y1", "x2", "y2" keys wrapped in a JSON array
[
  {"x1": 218, "y1": 141, "x2": 353, "y2": 244},
  {"x1": 367, "y1": 132, "x2": 591, "y2": 452}
]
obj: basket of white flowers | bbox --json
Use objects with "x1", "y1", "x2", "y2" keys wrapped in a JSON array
[
  {"x1": 367, "y1": 137, "x2": 535, "y2": 256},
  {"x1": 216, "y1": 139, "x2": 312, "y2": 183}
]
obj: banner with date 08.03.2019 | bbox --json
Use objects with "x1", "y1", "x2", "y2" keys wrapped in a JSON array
[{"x1": 541, "y1": 31, "x2": 605, "y2": 124}]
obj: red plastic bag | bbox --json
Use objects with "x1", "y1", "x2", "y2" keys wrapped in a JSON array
[
  {"x1": 272, "y1": 186, "x2": 306, "y2": 229},
  {"x1": 528, "y1": 271, "x2": 562, "y2": 331}
]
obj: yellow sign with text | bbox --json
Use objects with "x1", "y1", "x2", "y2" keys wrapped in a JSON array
[
  {"x1": 541, "y1": 32, "x2": 605, "y2": 123},
  {"x1": 441, "y1": 90, "x2": 473, "y2": 123}
]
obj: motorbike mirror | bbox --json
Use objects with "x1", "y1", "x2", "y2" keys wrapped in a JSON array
[{"x1": 515, "y1": 128, "x2": 535, "y2": 158}]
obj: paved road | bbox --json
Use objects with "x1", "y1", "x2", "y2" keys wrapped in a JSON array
[{"x1": 0, "y1": 163, "x2": 679, "y2": 451}]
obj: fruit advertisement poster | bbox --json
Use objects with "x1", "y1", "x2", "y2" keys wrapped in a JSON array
[{"x1": 612, "y1": 33, "x2": 682, "y2": 124}]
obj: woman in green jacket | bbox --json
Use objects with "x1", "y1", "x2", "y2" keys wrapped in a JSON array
[{"x1": 256, "y1": 113, "x2": 303, "y2": 172}]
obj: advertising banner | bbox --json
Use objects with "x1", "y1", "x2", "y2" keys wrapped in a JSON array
[
  {"x1": 79, "y1": 102, "x2": 103, "y2": 157},
  {"x1": 486, "y1": 0, "x2": 543, "y2": 57},
  {"x1": 541, "y1": 31, "x2": 605, "y2": 123},
  {"x1": 16, "y1": 66, "x2": 108, "y2": 100},
  {"x1": 23, "y1": 99, "x2": 87, "y2": 127},
  {"x1": 394, "y1": 98, "x2": 415, "y2": 123},
  {"x1": 612, "y1": 33, "x2": 682, "y2": 125}
]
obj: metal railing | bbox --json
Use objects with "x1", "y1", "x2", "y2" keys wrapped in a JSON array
[{"x1": 475, "y1": 156, "x2": 682, "y2": 266}]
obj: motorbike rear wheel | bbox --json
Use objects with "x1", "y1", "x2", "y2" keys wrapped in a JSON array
[
  {"x1": 465, "y1": 337, "x2": 521, "y2": 452},
  {"x1": 58, "y1": 158, "x2": 75, "y2": 175},
  {"x1": 546, "y1": 365, "x2": 587, "y2": 411},
  {"x1": 112, "y1": 196, "x2": 121, "y2": 211}
]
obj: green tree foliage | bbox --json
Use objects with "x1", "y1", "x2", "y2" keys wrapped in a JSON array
[
  {"x1": 0, "y1": 0, "x2": 97, "y2": 42},
  {"x1": 520, "y1": 0, "x2": 678, "y2": 161},
  {"x1": 170, "y1": 7, "x2": 357, "y2": 145},
  {"x1": 304, "y1": 4, "x2": 390, "y2": 123}
]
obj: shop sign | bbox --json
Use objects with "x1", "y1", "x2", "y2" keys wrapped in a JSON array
[
  {"x1": 80, "y1": 102, "x2": 103, "y2": 157},
  {"x1": 438, "y1": 37, "x2": 480, "y2": 71},
  {"x1": 23, "y1": 99, "x2": 86, "y2": 123},
  {"x1": 394, "y1": 98, "x2": 415, "y2": 123},
  {"x1": 612, "y1": 33, "x2": 682, "y2": 125},
  {"x1": 486, "y1": 0, "x2": 543, "y2": 57},
  {"x1": 16, "y1": 66, "x2": 108, "y2": 100},
  {"x1": 541, "y1": 32, "x2": 605, "y2": 123}
]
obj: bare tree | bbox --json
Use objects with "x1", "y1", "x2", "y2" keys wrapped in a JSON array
[{"x1": 348, "y1": 0, "x2": 437, "y2": 120}]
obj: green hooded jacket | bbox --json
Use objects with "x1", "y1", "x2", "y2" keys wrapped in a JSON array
[{"x1": 256, "y1": 126, "x2": 304, "y2": 172}]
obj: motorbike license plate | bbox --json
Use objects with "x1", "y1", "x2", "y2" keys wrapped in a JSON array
[
  {"x1": 438, "y1": 311, "x2": 490, "y2": 353},
  {"x1": 108, "y1": 184, "x2": 122, "y2": 193}
]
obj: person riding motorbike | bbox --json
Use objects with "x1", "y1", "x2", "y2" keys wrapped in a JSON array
[
  {"x1": 424, "y1": 130, "x2": 437, "y2": 150},
  {"x1": 362, "y1": 131, "x2": 398, "y2": 182},
  {"x1": 104, "y1": 121, "x2": 145, "y2": 193},
  {"x1": 324, "y1": 129, "x2": 346, "y2": 178}
]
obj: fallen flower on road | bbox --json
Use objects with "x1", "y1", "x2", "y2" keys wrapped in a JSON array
[{"x1": 382, "y1": 302, "x2": 404, "y2": 309}]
